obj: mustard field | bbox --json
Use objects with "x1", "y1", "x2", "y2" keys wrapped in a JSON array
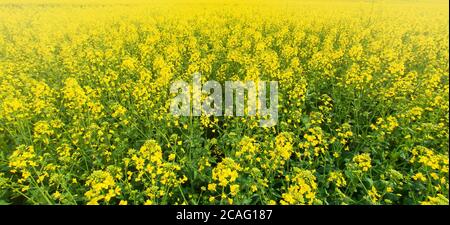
[{"x1": 0, "y1": 0, "x2": 448, "y2": 205}]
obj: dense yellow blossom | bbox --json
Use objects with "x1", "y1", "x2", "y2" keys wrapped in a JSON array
[
  {"x1": 352, "y1": 153, "x2": 372, "y2": 172},
  {"x1": 280, "y1": 168, "x2": 317, "y2": 205},
  {"x1": 0, "y1": 0, "x2": 448, "y2": 205}
]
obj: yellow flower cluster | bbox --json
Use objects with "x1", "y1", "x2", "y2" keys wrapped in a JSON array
[
  {"x1": 281, "y1": 168, "x2": 317, "y2": 205},
  {"x1": 300, "y1": 127, "x2": 328, "y2": 157},
  {"x1": 370, "y1": 116, "x2": 399, "y2": 135},
  {"x1": 210, "y1": 158, "x2": 242, "y2": 204},
  {"x1": 126, "y1": 140, "x2": 187, "y2": 204},
  {"x1": 8, "y1": 145, "x2": 37, "y2": 184},
  {"x1": 235, "y1": 136, "x2": 259, "y2": 162},
  {"x1": 85, "y1": 170, "x2": 121, "y2": 205},
  {"x1": 352, "y1": 153, "x2": 372, "y2": 172},
  {"x1": 328, "y1": 171, "x2": 347, "y2": 188},
  {"x1": 420, "y1": 194, "x2": 449, "y2": 205},
  {"x1": 212, "y1": 158, "x2": 241, "y2": 187},
  {"x1": 410, "y1": 146, "x2": 449, "y2": 173},
  {"x1": 270, "y1": 132, "x2": 294, "y2": 168},
  {"x1": 335, "y1": 123, "x2": 353, "y2": 147}
]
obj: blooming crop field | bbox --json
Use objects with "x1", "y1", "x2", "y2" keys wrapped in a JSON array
[{"x1": 0, "y1": 0, "x2": 448, "y2": 205}]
